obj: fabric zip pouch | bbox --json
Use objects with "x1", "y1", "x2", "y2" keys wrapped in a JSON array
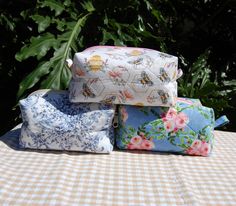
[
  {"x1": 68, "y1": 45, "x2": 182, "y2": 107},
  {"x1": 19, "y1": 90, "x2": 115, "y2": 153},
  {"x1": 115, "y1": 98, "x2": 229, "y2": 156}
]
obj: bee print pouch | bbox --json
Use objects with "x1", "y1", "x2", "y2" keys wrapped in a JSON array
[
  {"x1": 19, "y1": 90, "x2": 116, "y2": 153},
  {"x1": 68, "y1": 46, "x2": 182, "y2": 107},
  {"x1": 115, "y1": 97, "x2": 229, "y2": 156}
]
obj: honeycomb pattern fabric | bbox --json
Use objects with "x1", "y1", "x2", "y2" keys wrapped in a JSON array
[{"x1": 69, "y1": 46, "x2": 180, "y2": 107}]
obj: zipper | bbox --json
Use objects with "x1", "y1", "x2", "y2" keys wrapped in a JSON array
[{"x1": 113, "y1": 108, "x2": 119, "y2": 128}]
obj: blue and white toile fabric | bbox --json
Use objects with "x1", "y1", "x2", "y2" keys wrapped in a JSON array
[{"x1": 19, "y1": 90, "x2": 115, "y2": 153}]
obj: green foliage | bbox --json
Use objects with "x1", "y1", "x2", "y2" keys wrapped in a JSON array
[
  {"x1": 0, "y1": 13, "x2": 16, "y2": 31},
  {"x1": 178, "y1": 51, "x2": 236, "y2": 115},
  {"x1": 0, "y1": 0, "x2": 236, "y2": 134},
  {"x1": 16, "y1": 33, "x2": 59, "y2": 61},
  {"x1": 15, "y1": 1, "x2": 92, "y2": 98}
]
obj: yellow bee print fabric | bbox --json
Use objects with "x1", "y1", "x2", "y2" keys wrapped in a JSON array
[{"x1": 69, "y1": 46, "x2": 182, "y2": 107}]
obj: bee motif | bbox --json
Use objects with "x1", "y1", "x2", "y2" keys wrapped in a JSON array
[
  {"x1": 128, "y1": 58, "x2": 143, "y2": 66},
  {"x1": 118, "y1": 90, "x2": 134, "y2": 103},
  {"x1": 108, "y1": 70, "x2": 126, "y2": 86},
  {"x1": 108, "y1": 71, "x2": 122, "y2": 79},
  {"x1": 115, "y1": 78, "x2": 126, "y2": 86},
  {"x1": 88, "y1": 78, "x2": 99, "y2": 84},
  {"x1": 130, "y1": 50, "x2": 143, "y2": 56},
  {"x1": 144, "y1": 55, "x2": 154, "y2": 68},
  {"x1": 82, "y1": 83, "x2": 96, "y2": 99},
  {"x1": 86, "y1": 55, "x2": 108, "y2": 72},
  {"x1": 126, "y1": 49, "x2": 144, "y2": 57},
  {"x1": 100, "y1": 96, "x2": 116, "y2": 105},
  {"x1": 75, "y1": 68, "x2": 86, "y2": 77},
  {"x1": 138, "y1": 71, "x2": 154, "y2": 87},
  {"x1": 157, "y1": 90, "x2": 169, "y2": 104},
  {"x1": 172, "y1": 69, "x2": 177, "y2": 80},
  {"x1": 159, "y1": 68, "x2": 171, "y2": 83}
]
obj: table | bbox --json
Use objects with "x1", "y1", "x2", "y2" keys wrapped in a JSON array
[{"x1": 0, "y1": 125, "x2": 236, "y2": 205}]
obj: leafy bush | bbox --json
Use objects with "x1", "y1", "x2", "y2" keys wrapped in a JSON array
[{"x1": 0, "y1": 0, "x2": 235, "y2": 135}]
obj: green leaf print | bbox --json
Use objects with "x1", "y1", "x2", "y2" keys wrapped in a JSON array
[
  {"x1": 198, "y1": 125, "x2": 213, "y2": 142},
  {"x1": 189, "y1": 130, "x2": 196, "y2": 136},
  {"x1": 180, "y1": 137, "x2": 185, "y2": 145},
  {"x1": 128, "y1": 126, "x2": 136, "y2": 134},
  {"x1": 150, "y1": 108, "x2": 163, "y2": 118},
  {"x1": 196, "y1": 107, "x2": 212, "y2": 120},
  {"x1": 157, "y1": 134, "x2": 166, "y2": 140},
  {"x1": 139, "y1": 107, "x2": 149, "y2": 116},
  {"x1": 169, "y1": 136, "x2": 176, "y2": 146},
  {"x1": 149, "y1": 129, "x2": 166, "y2": 140},
  {"x1": 179, "y1": 143, "x2": 189, "y2": 149},
  {"x1": 150, "y1": 119, "x2": 163, "y2": 127},
  {"x1": 178, "y1": 105, "x2": 195, "y2": 112},
  {"x1": 203, "y1": 113, "x2": 210, "y2": 119},
  {"x1": 175, "y1": 105, "x2": 182, "y2": 112}
]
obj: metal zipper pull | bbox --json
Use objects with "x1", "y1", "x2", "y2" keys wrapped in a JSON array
[{"x1": 113, "y1": 110, "x2": 118, "y2": 128}]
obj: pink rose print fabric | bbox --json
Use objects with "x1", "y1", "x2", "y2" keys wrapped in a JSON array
[
  {"x1": 127, "y1": 135, "x2": 155, "y2": 150},
  {"x1": 185, "y1": 140, "x2": 211, "y2": 156},
  {"x1": 116, "y1": 98, "x2": 220, "y2": 156},
  {"x1": 162, "y1": 108, "x2": 189, "y2": 132}
]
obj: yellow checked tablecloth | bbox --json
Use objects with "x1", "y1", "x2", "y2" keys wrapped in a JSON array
[{"x1": 0, "y1": 125, "x2": 236, "y2": 205}]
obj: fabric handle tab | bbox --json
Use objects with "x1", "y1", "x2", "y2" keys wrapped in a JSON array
[{"x1": 214, "y1": 115, "x2": 229, "y2": 128}]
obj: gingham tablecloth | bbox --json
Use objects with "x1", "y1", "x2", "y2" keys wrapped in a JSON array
[{"x1": 0, "y1": 125, "x2": 236, "y2": 205}]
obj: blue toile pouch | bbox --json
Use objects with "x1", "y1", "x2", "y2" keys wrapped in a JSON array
[{"x1": 19, "y1": 90, "x2": 116, "y2": 153}]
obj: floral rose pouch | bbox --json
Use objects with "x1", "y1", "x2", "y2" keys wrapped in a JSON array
[{"x1": 115, "y1": 98, "x2": 229, "y2": 156}]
